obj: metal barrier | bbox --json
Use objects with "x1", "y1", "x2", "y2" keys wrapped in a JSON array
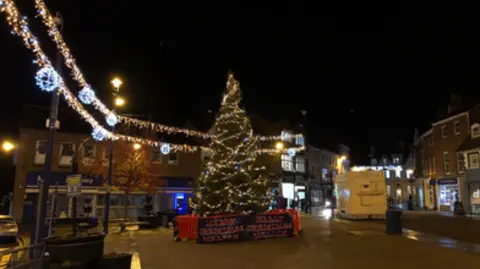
[{"x1": 0, "y1": 243, "x2": 45, "y2": 269}]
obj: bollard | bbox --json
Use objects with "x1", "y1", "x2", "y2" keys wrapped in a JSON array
[{"x1": 385, "y1": 210, "x2": 402, "y2": 235}]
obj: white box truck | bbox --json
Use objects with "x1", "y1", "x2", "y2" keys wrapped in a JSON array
[{"x1": 334, "y1": 171, "x2": 387, "y2": 220}]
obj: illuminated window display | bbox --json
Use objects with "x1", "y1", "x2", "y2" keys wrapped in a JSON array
[{"x1": 438, "y1": 185, "x2": 458, "y2": 209}]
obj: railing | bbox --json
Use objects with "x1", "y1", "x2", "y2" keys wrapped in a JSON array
[{"x1": 0, "y1": 243, "x2": 45, "y2": 269}]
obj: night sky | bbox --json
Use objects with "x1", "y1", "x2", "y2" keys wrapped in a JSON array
[{"x1": 1, "y1": 1, "x2": 480, "y2": 165}]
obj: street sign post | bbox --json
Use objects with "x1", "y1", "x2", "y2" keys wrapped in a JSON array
[{"x1": 66, "y1": 174, "x2": 82, "y2": 235}]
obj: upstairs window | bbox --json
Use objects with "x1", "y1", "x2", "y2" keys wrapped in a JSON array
[
  {"x1": 441, "y1": 125, "x2": 447, "y2": 139},
  {"x1": 454, "y1": 121, "x2": 460, "y2": 135},
  {"x1": 59, "y1": 142, "x2": 75, "y2": 166},
  {"x1": 168, "y1": 152, "x2": 179, "y2": 165},
  {"x1": 472, "y1": 124, "x2": 480, "y2": 138}
]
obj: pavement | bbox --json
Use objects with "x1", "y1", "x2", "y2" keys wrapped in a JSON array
[{"x1": 102, "y1": 214, "x2": 480, "y2": 269}]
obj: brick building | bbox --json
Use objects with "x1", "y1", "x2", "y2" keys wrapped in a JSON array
[
  {"x1": 12, "y1": 128, "x2": 202, "y2": 222},
  {"x1": 415, "y1": 104, "x2": 480, "y2": 212}
]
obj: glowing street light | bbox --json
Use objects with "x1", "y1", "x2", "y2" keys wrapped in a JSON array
[
  {"x1": 2, "y1": 141, "x2": 15, "y2": 152},
  {"x1": 114, "y1": 96, "x2": 125, "y2": 107},
  {"x1": 133, "y1": 143, "x2": 141, "y2": 150},
  {"x1": 275, "y1": 142, "x2": 284, "y2": 150},
  {"x1": 111, "y1": 77, "x2": 123, "y2": 90}
]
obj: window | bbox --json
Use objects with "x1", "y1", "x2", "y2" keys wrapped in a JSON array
[
  {"x1": 443, "y1": 152, "x2": 451, "y2": 175},
  {"x1": 281, "y1": 131, "x2": 292, "y2": 142},
  {"x1": 295, "y1": 156, "x2": 305, "y2": 172},
  {"x1": 427, "y1": 136, "x2": 434, "y2": 147},
  {"x1": 151, "y1": 148, "x2": 162, "y2": 163},
  {"x1": 310, "y1": 165, "x2": 315, "y2": 175},
  {"x1": 457, "y1": 153, "x2": 465, "y2": 173},
  {"x1": 472, "y1": 124, "x2": 480, "y2": 138},
  {"x1": 422, "y1": 160, "x2": 426, "y2": 176},
  {"x1": 102, "y1": 149, "x2": 110, "y2": 166},
  {"x1": 59, "y1": 142, "x2": 75, "y2": 166},
  {"x1": 441, "y1": 125, "x2": 447, "y2": 139},
  {"x1": 454, "y1": 121, "x2": 460, "y2": 135},
  {"x1": 168, "y1": 152, "x2": 179, "y2": 165},
  {"x1": 469, "y1": 152, "x2": 479, "y2": 169},
  {"x1": 34, "y1": 140, "x2": 47, "y2": 165},
  {"x1": 203, "y1": 155, "x2": 210, "y2": 162},
  {"x1": 281, "y1": 155, "x2": 293, "y2": 171},
  {"x1": 393, "y1": 157, "x2": 400, "y2": 164},
  {"x1": 321, "y1": 153, "x2": 325, "y2": 162},
  {"x1": 82, "y1": 144, "x2": 95, "y2": 158},
  {"x1": 385, "y1": 170, "x2": 390, "y2": 179},
  {"x1": 295, "y1": 135, "x2": 305, "y2": 146}
]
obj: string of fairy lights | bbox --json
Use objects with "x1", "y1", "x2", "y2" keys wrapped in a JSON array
[
  {"x1": 0, "y1": 0, "x2": 304, "y2": 156},
  {"x1": 31, "y1": 0, "x2": 304, "y2": 142}
]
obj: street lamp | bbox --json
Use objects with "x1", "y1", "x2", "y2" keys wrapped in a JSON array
[
  {"x1": 2, "y1": 141, "x2": 16, "y2": 152},
  {"x1": 275, "y1": 142, "x2": 284, "y2": 151},
  {"x1": 104, "y1": 76, "x2": 124, "y2": 234},
  {"x1": 133, "y1": 143, "x2": 141, "y2": 150},
  {"x1": 114, "y1": 96, "x2": 125, "y2": 107}
]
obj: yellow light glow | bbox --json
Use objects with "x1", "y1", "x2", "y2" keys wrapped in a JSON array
[
  {"x1": 133, "y1": 143, "x2": 141, "y2": 150},
  {"x1": 111, "y1": 77, "x2": 123, "y2": 89},
  {"x1": 2, "y1": 141, "x2": 16, "y2": 152},
  {"x1": 336, "y1": 155, "x2": 347, "y2": 173},
  {"x1": 275, "y1": 142, "x2": 284, "y2": 150},
  {"x1": 115, "y1": 97, "x2": 125, "y2": 107}
]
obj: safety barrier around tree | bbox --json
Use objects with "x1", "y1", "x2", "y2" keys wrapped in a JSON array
[{"x1": 174, "y1": 209, "x2": 302, "y2": 243}]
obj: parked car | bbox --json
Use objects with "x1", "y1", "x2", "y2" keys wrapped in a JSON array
[{"x1": 0, "y1": 215, "x2": 18, "y2": 243}]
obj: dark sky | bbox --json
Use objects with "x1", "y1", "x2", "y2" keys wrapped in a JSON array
[{"x1": 1, "y1": 1, "x2": 480, "y2": 164}]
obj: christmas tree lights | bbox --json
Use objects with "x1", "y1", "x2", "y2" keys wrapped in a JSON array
[{"x1": 193, "y1": 73, "x2": 272, "y2": 216}]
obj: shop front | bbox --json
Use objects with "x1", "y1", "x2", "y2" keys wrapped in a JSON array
[
  {"x1": 437, "y1": 177, "x2": 460, "y2": 212},
  {"x1": 464, "y1": 169, "x2": 480, "y2": 215}
]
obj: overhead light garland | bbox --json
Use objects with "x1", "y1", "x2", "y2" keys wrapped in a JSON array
[
  {"x1": 32, "y1": 0, "x2": 303, "y2": 141},
  {"x1": 0, "y1": 0, "x2": 304, "y2": 156}
]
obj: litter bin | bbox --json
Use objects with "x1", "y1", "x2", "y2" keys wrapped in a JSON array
[{"x1": 385, "y1": 210, "x2": 402, "y2": 235}]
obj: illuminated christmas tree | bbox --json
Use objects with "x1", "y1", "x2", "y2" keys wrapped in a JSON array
[{"x1": 193, "y1": 73, "x2": 271, "y2": 216}]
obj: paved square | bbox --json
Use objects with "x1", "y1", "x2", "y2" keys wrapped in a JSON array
[{"x1": 104, "y1": 216, "x2": 480, "y2": 269}]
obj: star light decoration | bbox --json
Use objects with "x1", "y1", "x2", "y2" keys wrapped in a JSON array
[
  {"x1": 160, "y1": 143, "x2": 171, "y2": 155},
  {"x1": 35, "y1": 66, "x2": 59, "y2": 92}
]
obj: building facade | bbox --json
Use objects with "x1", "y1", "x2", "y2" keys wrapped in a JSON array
[
  {"x1": 306, "y1": 146, "x2": 338, "y2": 207},
  {"x1": 12, "y1": 128, "x2": 202, "y2": 222},
  {"x1": 415, "y1": 104, "x2": 480, "y2": 212}
]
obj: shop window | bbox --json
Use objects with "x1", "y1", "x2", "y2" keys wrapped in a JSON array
[
  {"x1": 34, "y1": 140, "x2": 47, "y2": 165},
  {"x1": 470, "y1": 183, "x2": 480, "y2": 214},
  {"x1": 469, "y1": 152, "x2": 479, "y2": 169},
  {"x1": 386, "y1": 185, "x2": 391, "y2": 197},
  {"x1": 443, "y1": 152, "x2": 451, "y2": 175},
  {"x1": 59, "y1": 142, "x2": 75, "y2": 166},
  {"x1": 439, "y1": 185, "x2": 458, "y2": 207}
]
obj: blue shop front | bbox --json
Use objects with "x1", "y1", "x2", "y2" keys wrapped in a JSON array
[{"x1": 21, "y1": 171, "x2": 194, "y2": 223}]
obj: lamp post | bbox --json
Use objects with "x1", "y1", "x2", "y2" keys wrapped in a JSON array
[
  {"x1": 104, "y1": 77, "x2": 124, "y2": 234},
  {"x1": 33, "y1": 12, "x2": 63, "y2": 244}
]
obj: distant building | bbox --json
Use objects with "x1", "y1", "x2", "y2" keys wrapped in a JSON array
[
  {"x1": 12, "y1": 128, "x2": 201, "y2": 222},
  {"x1": 306, "y1": 146, "x2": 338, "y2": 206},
  {"x1": 415, "y1": 102, "x2": 480, "y2": 213}
]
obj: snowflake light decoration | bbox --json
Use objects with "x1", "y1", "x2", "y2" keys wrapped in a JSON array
[
  {"x1": 160, "y1": 143, "x2": 171, "y2": 155},
  {"x1": 35, "y1": 66, "x2": 60, "y2": 92},
  {"x1": 92, "y1": 126, "x2": 107, "y2": 141},
  {"x1": 78, "y1": 86, "x2": 95, "y2": 105},
  {"x1": 106, "y1": 112, "x2": 118, "y2": 127}
]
